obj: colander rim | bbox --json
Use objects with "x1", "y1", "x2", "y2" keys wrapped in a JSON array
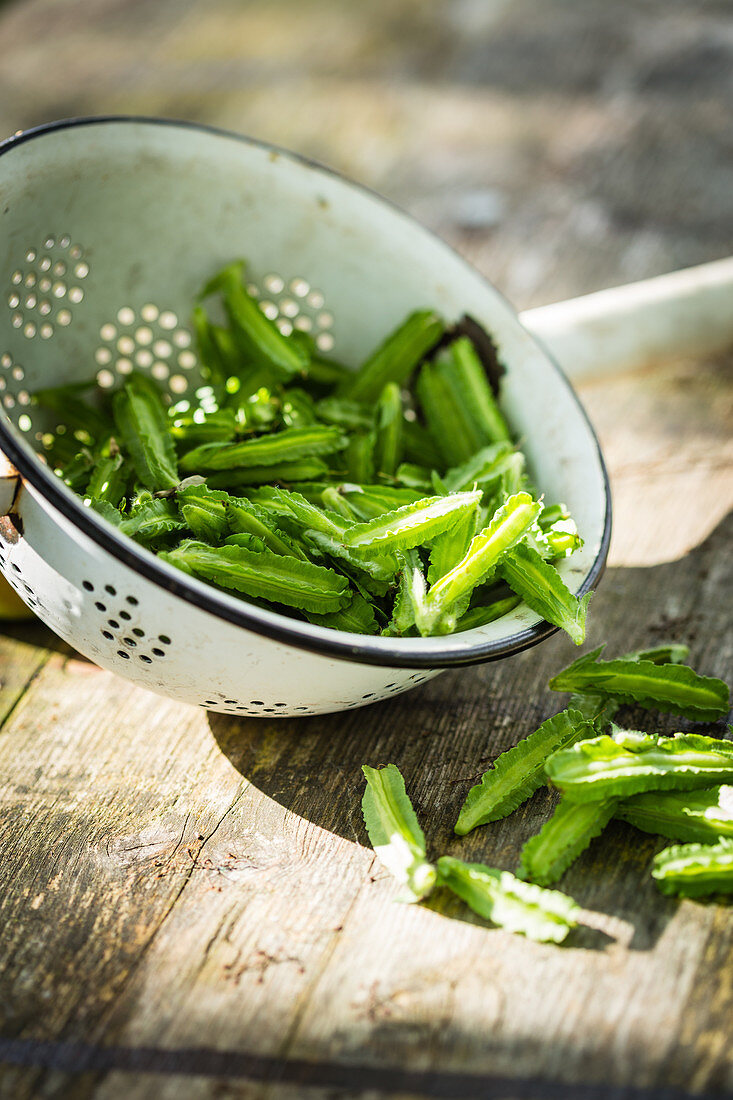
[{"x1": 0, "y1": 115, "x2": 612, "y2": 669}]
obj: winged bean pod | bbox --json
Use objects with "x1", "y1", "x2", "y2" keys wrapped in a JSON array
[
  {"x1": 651, "y1": 839, "x2": 733, "y2": 897},
  {"x1": 549, "y1": 646, "x2": 729, "y2": 721},
  {"x1": 436, "y1": 857, "x2": 579, "y2": 943},
  {"x1": 342, "y1": 310, "x2": 445, "y2": 403},
  {"x1": 615, "y1": 786, "x2": 733, "y2": 844},
  {"x1": 342, "y1": 491, "x2": 482, "y2": 557},
  {"x1": 518, "y1": 795, "x2": 617, "y2": 885},
  {"x1": 497, "y1": 542, "x2": 590, "y2": 645},
  {"x1": 546, "y1": 731, "x2": 733, "y2": 803},
  {"x1": 112, "y1": 375, "x2": 179, "y2": 491},
  {"x1": 435, "y1": 337, "x2": 511, "y2": 445},
  {"x1": 179, "y1": 425, "x2": 348, "y2": 472},
  {"x1": 362, "y1": 764, "x2": 437, "y2": 902},
  {"x1": 455, "y1": 709, "x2": 593, "y2": 835},
  {"x1": 425, "y1": 493, "x2": 541, "y2": 615},
  {"x1": 169, "y1": 540, "x2": 349, "y2": 614}
]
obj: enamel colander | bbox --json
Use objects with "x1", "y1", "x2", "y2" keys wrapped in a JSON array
[{"x1": 0, "y1": 117, "x2": 610, "y2": 716}]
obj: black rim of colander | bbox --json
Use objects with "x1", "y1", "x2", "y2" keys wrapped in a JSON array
[{"x1": 0, "y1": 116, "x2": 612, "y2": 669}]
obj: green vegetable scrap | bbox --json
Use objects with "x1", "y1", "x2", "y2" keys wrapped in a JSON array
[
  {"x1": 651, "y1": 839, "x2": 733, "y2": 898},
  {"x1": 518, "y1": 796, "x2": 617, "y2": 886},
  {"x1": 35, "y1": 258, "x2": 588, "y2": 640},
  {"x1": 361, "y1": 764, "x2": 437, "y2": 902},
  {"x1": 545, "y1": 730, "x2": 733, "y2": 803},
  {"x1": 616, "y1": 786, "x2": 733, "y2": 845},
  {"x1": 549, "y1": 645, "x2": 729, "y2": 721},
  {"x1": 436, "y1": 857, "x2": 579, "y2": 943}
]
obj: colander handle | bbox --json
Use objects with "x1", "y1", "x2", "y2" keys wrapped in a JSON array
[
  {"x1": 0, "y1": 450, "x2": 19, "y2": 516},
  {"x1": 520, "y1": 256, "x2": 733, "y2": 380}
]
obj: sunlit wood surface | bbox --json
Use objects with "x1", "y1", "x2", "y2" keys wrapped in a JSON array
[{"x1": 0, "y1": 1, "x2": 732, "y2": 1096}]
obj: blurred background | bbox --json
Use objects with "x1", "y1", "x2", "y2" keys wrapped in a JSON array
[
  {"x1": 0, "y1": 0, "x2": 732, "y2": 570},
  {"x1": 2, "y1": 0, "x2": 733, "y2": 309}
]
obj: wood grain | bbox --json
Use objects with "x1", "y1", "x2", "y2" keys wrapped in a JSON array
[
  {"x1": 1, "y1": 3, "x2": 732, "y2": 1095},
  {"x1": 0, "y1": 510, "x2": 730, "y2": 1099}
]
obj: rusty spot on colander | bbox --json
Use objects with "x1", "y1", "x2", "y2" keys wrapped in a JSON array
[
  {"x1": 0, "y1": 514, "x2": 21, "y2": 544},
  {"x1": 0, "y1": 463, "x2": 23, "y2": 543},
  {"x1": 0, "y1": 452, "x2": 22, "y2": 534}
]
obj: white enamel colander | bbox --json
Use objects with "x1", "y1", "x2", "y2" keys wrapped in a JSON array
[{"x1": 0, "y1": 117, "x2": 611, "y2": 716}]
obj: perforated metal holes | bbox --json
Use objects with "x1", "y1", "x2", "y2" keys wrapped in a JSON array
[
  {"x1": 8, "y1": 237, "x2": 88, "y2": 340},
  {"x1": 0, "y1": 544, "x2": 47, "y2": 616},
  {"x1": 94, "y1": 305, "x2": 196, "y2": 392},
  {"x1": 196, "y1": 673, "x2": 431, "y2": 716},
  {"x1": 83, "y1": 578, "x2": 171, "y2": 665},
  {"x1": 253, "y1": 274, "x2": 334, "y2": 351},
  {"x1": 0, "y1": 353, "x2": 32, "y2": 427}
]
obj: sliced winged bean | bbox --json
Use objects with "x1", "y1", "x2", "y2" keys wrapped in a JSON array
[
  {"x1": 498, "y1": 542, "x2": 590, "y2": 646},
  {"x1": 342, "y1": 310, "x2": 445, "y2": 403},
  {"x1": 179, "y1": 425, "x2": 347, "y2": 473},
  {"x1": 549, "y1": 646, "x2": 729, "y2": 721},
  {"x1": 342, "y1": 491, "x2": 482, "y2": 557},
  {"x1": 545, "y1": 731, "x2": 733, "y2": 803},
  {"x1": 425, "y1": 493, "x2": 541, "y2": 616},
  {"x1": 518, "y1": 795, "x2": 617, "y2": 886},
  {"x1": 169, "y1": 539, "x2": 349, "y2": 614},
  {"x1": 652, "y1": 839, "x2": 733, "y2": 897},
  {"x1": 112, "y1": 374, "x2": 179, "y2": 491},
  {"x1": 374, "y1": 382, "x2": 403, "y2": 476},
  {"x1": 435, "y1": 337, "x2": 511, "y2": 445},
  {"x1": 437, "y1": 857, "x2": 579, "y2": 943}
]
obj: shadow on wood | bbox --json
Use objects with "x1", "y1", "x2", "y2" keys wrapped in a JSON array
[{"x1": 0, "y1": 617, "x2": 91, "y2": 661}]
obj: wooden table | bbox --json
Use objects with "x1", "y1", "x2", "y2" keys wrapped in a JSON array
[
  {"x1": 2, "y1": 2, "x2": 733, "y2": 1095},
  {"x1": 0, "y1": 349, "x2": 731, "y2": 1099}
]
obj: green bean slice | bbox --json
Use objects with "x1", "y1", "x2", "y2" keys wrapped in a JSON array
[
  {"x1": 652, "y1": 839, "x2": 733, "y2": 897},
  {"x1": 437, "y1": 856, "x2": 579, "y2": 943},
  {"x1": 549, "y1": 646, "x2": 729, "y2": 721},
  {"x1": 546, "y1": 731, "x2": 733, "y2": 803},
  {"x1": 518, "y1": 795, "x2": 617, "y2": 886}
]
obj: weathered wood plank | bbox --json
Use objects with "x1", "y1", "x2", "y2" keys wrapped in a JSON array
[
  {"x1": 578, "y1": 354, "x2": 733, "y2": 567},
  {"x1": 0, "y1": 512, "x2": 729, "y2": 1099},
  {"x1": 0, "y1": 0, "x2": 731, "y2": 1096},
  {"x1": 0, "y1": 622, "x2": 55, "y2": 727}
]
